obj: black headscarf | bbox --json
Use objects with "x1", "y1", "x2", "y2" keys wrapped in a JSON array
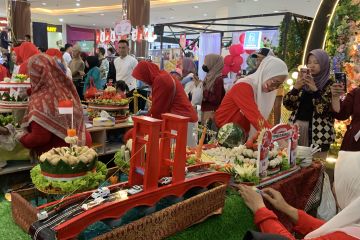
[{"x1": 86, "y1": 55, "x2": 100, "y2": 70}]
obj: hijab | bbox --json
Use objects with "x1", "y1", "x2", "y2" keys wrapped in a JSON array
[
  {"x1": 22, "y1": 54, "x2": 86, "y2": 145},
  {"x1": 132, "y1": 61, "x2": 161, "y2": 86},
  {"x1": 305, "y1": 151, "x2": 360, "y2": 239},
  {"x1": 14, "y1": 42, "x2": 39, "y2": 64},
  {"x1": 306, "y1": 49, "x2": 330, "y2": 91},
  {"x1": 182, "y1": 57, "x2": 196, "y2": 77},
  {"x1": 46, "y1": 48, "x2": 67, "y2": 74},
  {"x1": 203, "y1": 54, "x2": 224, "y2": 92},
  {"x1": 237, "y1": 56, "x2": 288, "y2": 137},
  {"x1": 86, "y1": 55, "x2": 100, "y2": 70},
  {"x1": 15, "y1": 42, "x2": 40, "y2": 75}
]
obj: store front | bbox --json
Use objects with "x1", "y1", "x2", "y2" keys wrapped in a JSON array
[{"x1": 32, "y1": 22, "x2": 63, "y2": 50}]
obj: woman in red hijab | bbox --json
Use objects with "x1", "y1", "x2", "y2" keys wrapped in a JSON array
[
  {"x1": 19, "y1": 54, "x2": 91, "y2": 157},
  {"x1": 127, "y1": 61, "x2": 198, "y2": 146},
  {"x1": 13, "y1": 42, "x2": 40, "y2": 75}
]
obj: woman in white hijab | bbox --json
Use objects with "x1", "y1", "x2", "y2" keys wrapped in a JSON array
[
  {"x1": 215, "y1": 56, "x2": 288, "y2": 139},
  {"x1": 239, "y1": 151, "x2": 360, "y2": 240}
]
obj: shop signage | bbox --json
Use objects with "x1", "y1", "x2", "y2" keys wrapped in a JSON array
[
  {"x1": 243, "y1": 31, "x2": 262, "y2": 50},
  {"x1": 47, "y1": 25, "x2": 62, "y2": 33}
]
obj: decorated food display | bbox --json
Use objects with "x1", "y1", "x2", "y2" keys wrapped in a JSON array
[
  {"x1": 38, "y1": 145, "x2": 98, "y2": 180},
  {"x1": 87, "y1": 86, "x2": 130, "y2": 123},
  {"x1": 0, "y1": 75, "x2": 30, "y2": 109},
  {"x1": 31, "y1": 131, "x2": 107, "y2": 194},
  {"x1": 188, "y1": 124, "x2": 299, "y2": 185},
  {"x1": 217, "y1": 123, "x2": 247, "y2": 148}
]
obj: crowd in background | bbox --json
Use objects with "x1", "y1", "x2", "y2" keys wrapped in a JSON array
[{"x1": 0, "y1": 37, "x2": 360, "y2": 154}]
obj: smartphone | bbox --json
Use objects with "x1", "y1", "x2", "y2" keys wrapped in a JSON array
[
  {"x1": 300, "y1": 67, "x2": 311, "y2": 79},
  {"x1": 335, "y1": 72, "x2": 347, "y2": 92}
]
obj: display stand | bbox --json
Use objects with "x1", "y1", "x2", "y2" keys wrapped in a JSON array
[
  {"x1": 87, "y1": 122, "x2": 133, "y2": 155},
  {"x1": 0, "y1": 82, "x2": 31, "y2": 168}
]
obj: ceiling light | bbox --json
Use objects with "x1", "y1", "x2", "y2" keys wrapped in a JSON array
[
  {"x1": 170, "y1": 16, "x2": 175, "y2": 19},
  {"x1": 253, "y1": 0, "x2": 259, "y2": 1},
  {"x1": 76, "y1": 3, "x2": 80, "y2": 7},
  {"x1": 41, "y1": 2, "x2": 46, "y2": 6},
  {"x1": 273, "y1": 10, "x2": 279, "y2": 13},
  {"x1": 100, "y1": 13, "x2": 104, "y2": 16},
  {"x1": 76, "y1": 0, "x2": 81, "y2": 1},
  {"x1": 93, "y1": 23, "x2": 96, "y2": 26},
  {"x1": 203, "y1": 13, "x2": 208, "y2": 16},
  {"x1": 193, "y1": 5, "x2": 199, "y2": 9},
  {"x1": 59, "y1": 18, "x2": 63, "y2": 22}
]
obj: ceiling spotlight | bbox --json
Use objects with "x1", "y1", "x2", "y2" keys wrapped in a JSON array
[
  {"x1": 59, "y1": 18, "x2": 64, "y2": 22},
  {"x1": 193, "y1": 5, "x2": 199, "y2": 9},
  {"x1": 273, "y1": 10, "x2": 280, "y2": 13},
  {"x1": 41, "y1": 2, "x2": 46, "y2": 6},
  {"x1": 76, "y1": 3, "x2": 80, "y2": 7}
]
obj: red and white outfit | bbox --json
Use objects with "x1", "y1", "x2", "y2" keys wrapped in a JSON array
[
  {"x1": 254, "y1": 151, "x2": 360, "y2": 239},
  {"x1": 130, "y1": 61, "x2": 198, "y2": 146},
  {"x1": 215, "y1": 56, "x2": 288, "y2": 138},
  {"x1": 20, "y1": 54, "x2": 91, "y2": 156}
]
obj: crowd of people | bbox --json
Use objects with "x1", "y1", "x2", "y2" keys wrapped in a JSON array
[
  {"x1": 1, "y1": 32, "x2": 360, "y2": 239},
  {"x1": 1, "y1": 38, "x2": 360, "y2": 156}
]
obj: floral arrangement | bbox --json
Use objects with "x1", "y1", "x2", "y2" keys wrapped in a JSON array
[
  {"x1": 13, "y1": 74, "x2": 29, "y2": 83},
  {"x1": 326, "y1": 0, "x2": 360, "y2": 154},
  {"x1": 191, "y1": 143, "x2": 289, "y2": 184},
  {"x1": 326, "y1": 0, "x2": 360, "y2": 91}
]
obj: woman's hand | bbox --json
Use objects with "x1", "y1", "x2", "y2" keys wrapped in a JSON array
[
  {"x1": 262, "y1": 188, "x2": 299, "y2": 223},
  {"x1": 331, "y1": 83, "x2": 345, "y2": 98},
  {"x1": 262, "y1": 188, "x2": 289, "y2": 212},
  {"x1": 293, "y1": 74, "x2": 305, "y2": 90},
  {"x1": 238, "y1": 185, "x2": 265, "y2": 213},
  {"x1": 304, "y1": 75, "x2": 318, "y2": 92}
]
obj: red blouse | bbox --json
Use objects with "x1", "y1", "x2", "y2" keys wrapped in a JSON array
[
  {"x1": 201, "y1": 76, "x2": 225, "y2": 112},
  {"x1": 255, "y1": 207, "x2": 357, "y2": 240},
  {"x1": 20, "y1": 122, "x2": 92, "y2": 156},
  {"x1": 215, "y1": 82, "x2": 271, "y2": 132}
]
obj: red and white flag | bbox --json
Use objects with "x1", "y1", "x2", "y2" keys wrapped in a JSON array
[{"x1": 58, "y1": 100, "x2": 73, "y2": 114}]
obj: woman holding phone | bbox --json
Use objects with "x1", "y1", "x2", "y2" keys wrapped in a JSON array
[
  {"x1": 283, "y1": 49, "x2": 335, "y2": 159},
  {"x1": 331, "y1": 82, "x2": 360, "y2": 151}
]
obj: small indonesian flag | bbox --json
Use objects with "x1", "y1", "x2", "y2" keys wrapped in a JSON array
[{"x1": 58, "y1": 100, "x2": 73, "y2": 114}]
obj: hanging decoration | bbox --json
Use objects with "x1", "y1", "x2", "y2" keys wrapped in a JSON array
[
  {"x1": 130, "y1": 25, "x2": 158, "y2": 43},
  {"x1": 99, "y1": 30, "x2": 106, "y2": 43}
]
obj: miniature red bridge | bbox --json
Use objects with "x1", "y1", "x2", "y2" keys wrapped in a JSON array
[{"x1": 37, "y1": 113, "x2": 230, "y2": 240}]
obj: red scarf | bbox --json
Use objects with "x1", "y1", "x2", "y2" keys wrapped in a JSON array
[{"x1": 22, "y1": 54, "x2": 86, "y2": 145}]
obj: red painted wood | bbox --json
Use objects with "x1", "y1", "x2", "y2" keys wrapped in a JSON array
[{"x1": 54, "y1": 172, "x2": 230, "y2": 240}]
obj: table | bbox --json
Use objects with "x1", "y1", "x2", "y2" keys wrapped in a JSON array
[
  {"x1": 0, "y1": 163, "x2": 324, "y2": 240},
  {"x1": 263, "y1": 162, "x2": 324, "y2": 230}
]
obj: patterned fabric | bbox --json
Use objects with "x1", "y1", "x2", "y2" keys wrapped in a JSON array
[
  {"x1": 283, "y1": 80, "x2": 335, "y2": 148},
  {"x1": 21, "y1": 54, "x2": 87, "y2": 145},
  {"x1": 94, "y1": 184, "x2": 227, "y2": 240},
  {"x1": 266, "y1": 162, "x2": 324, "y2": 230}
]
